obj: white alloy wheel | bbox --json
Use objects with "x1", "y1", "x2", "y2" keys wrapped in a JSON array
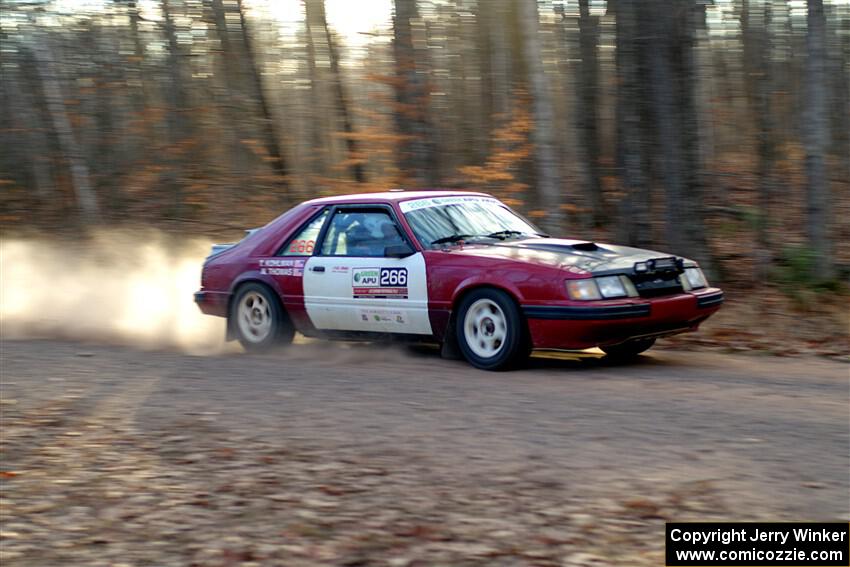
[
  {"x1": 463, "y1": 298, "x2": 508, "y2": 359},
  {"x1": 237, "y1": 291, "x2": 273, "y2": 344}
]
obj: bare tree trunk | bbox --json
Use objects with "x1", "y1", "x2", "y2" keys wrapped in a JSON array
[
  {"x1": 554, "y1": 5, "x2": 581, "y2": 227},
  {"x1": 98, "y1": 33, "x2": 117, "y2": 213},
  {"x1": 613, "y1": 0, "x2": 651, "y2": 247},
  {"x1": 209, "y1": 0, "x2": 252, "y2": 178},
  {"x1": 577, "y1": 0, "x2": 604, "y2": 226},
  {"x1": 682, "y1": 1, "x2": 713, "y2": 274},
  {"x1": 517, "y1": 0, "x2": 562, "y2": 232},
  {"x1": 393, "y1": 0, "x2": 440, "y2": 187},
  {"x1": 804, "y1": 0, "x2": 833, "y2": 278},
  {"x1": 237, "y1": 0, "x2": 291, "y2": 187},
  {"x1": 30, "y1": 38, "x2": 99, "y2": 222},
  {"x1": 303, "y1": 0, "x2": 326, "y2": 180},
  {"x1": 2, "y1": 53, "x2": 53, "y2": 203},
  {"x1": 829, "y1": 1, "x2": 850, "y2": 184},
  {"x1": 646, "y1": 2, "x2": 684, "y2": 254},
  {"x1": 161, "y1": 0, "x2": 190, "y2": 215},
  {"x1": 124, "y1": 1, "x2": 148, "y2": 112},
  {"x1": 742, "y1": 0, "x2": 776, "y2": 278},
  {"x1": 489, "y1": 0, "x2": 511, "y2": 120},
  {"x1": 308, "y1": 0, "x2": 365, "y2": 183},
  {"x1": 475, "y1": 0, "x2": 494, "y2": 155},
  {"x1": 644, "y1": 0, "x2": 713, "y2": 272}
]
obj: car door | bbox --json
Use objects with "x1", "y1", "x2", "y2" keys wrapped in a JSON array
[{"x1": 302, "y1": 206, "x2": 432, "y2": 335}]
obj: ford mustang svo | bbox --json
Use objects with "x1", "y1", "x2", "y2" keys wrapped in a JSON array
[{"x1": 194, "y1": 191, "x2": 723, "y2": 370}]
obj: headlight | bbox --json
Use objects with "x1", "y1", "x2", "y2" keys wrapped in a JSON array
[
  {"x1": 566, "y1": 279, "x2": 601, "y2": 300},
  {"x1": 567, "y1": 276, "x2": 638, "y2": 300},
  {"x1": 684, "y1": 267, "x2": 708, "y2": 289},
  {"x1": 595, "y1": 276, "x2": 627, "y2": 298}
]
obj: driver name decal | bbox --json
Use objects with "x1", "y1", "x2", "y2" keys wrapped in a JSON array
[
  {"x1": 352, "y1": 267, "x2": 409, "y2": 299},
  {"x1": 259, "y1": 258, "x2": 305, "y2": 276}
]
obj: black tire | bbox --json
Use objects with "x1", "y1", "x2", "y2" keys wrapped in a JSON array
[
  {"x1": 601, "y1": 338, "x2": 655, "y2": 360},
  {"x1": 230, "y1": 283, "x2": 294, "y2": 352},
  {"x1": 455, "y1": 288, "x2": 529, "y2": 370}
]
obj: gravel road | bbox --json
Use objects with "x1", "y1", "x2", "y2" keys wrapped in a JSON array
[{"x1": 1, "y1": 339, "x2": 848, "y2": 566}]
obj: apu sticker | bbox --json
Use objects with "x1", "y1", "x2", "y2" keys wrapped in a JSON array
[{"x1": 352, "y1": 267, "x2": 409, "y2": 299}]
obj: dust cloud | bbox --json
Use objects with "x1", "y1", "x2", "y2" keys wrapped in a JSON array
[{"x1": 0, "y1": 230, "x2": 228, "y2": 355}]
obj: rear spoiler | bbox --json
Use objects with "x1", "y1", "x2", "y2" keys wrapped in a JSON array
[{"x1": 206, "y1": 228, "x2": 261, "y2": 260}]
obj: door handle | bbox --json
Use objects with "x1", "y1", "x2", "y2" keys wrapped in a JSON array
[{"x1": 311, "y1": 265, "x2": 325, "y2": 273}]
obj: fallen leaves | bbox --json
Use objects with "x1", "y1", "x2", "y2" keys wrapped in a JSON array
[{"x1": 0, "y1": 394, "x2": 734, "y2": 567}]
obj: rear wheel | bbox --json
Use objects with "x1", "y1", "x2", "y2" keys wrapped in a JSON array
[
  {"x1": 456, "y1": 288, "x2": 528, "y2": 371},
  {"x1": 231, "y1": 283, "x2": 294, "y2": 352},
  {"x1": 601, "y1": 338, "x2": 655, "y2": 360}
]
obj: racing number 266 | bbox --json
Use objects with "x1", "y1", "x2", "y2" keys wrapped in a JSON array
[
  {"x1": 380, "y1": 268, "x2": 407, "y2": 287},
  {"x1": 289, "y1": 239, "x2": 314, "y2": 254}
]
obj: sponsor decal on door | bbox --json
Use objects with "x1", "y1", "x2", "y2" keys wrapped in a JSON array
[
  {"x1": 352, "y1": 267, "x2": 408, "y2": 299},
  {"x1": 358, "y1": 308, "x2": 408, "y2": 325}
]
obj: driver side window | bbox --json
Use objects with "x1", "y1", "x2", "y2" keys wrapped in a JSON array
[{"x1": 320, "y1": 210, "x2": 405, "y2": 257}]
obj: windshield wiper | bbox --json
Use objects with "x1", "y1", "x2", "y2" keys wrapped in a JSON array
[
  {"x1": 432, "y1": 230, "x2": 546, "y2": 246},
  {"x1": 486, "y1": 230, "x2": 551, "y2": 240},
  {"x1": 431, "y1": 234, "x2": 475, "y2": 245}
]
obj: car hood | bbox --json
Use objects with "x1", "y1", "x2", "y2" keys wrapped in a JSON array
[{"x1": 442, "y1": 238, "x2": 690, "y2": 274}]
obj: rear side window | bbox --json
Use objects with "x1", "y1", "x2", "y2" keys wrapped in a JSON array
[{"x1": 279, "y1": 209, "x2": 329, "y2": 256}]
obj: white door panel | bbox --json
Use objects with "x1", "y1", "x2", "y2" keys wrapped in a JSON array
[{"x1": 303, "y1": 253, "x2": 431, "y2": 334}]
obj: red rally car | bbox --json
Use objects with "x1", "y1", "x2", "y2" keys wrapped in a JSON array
[{"x1": 195, "y1": 191, "x2": 723, "y2": 370}]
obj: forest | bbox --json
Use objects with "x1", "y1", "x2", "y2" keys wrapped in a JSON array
[{"x1": 1, "y1": 0, "x2": 848, "y2": 292}]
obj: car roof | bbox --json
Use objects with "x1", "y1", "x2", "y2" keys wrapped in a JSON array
[{"x1": 302, "y1": 190, "x2": 492, "y2": 206}]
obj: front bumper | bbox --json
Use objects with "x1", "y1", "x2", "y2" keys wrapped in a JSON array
[{"x1": 522, "y1": 288, "x2": 723, "y2": 349}]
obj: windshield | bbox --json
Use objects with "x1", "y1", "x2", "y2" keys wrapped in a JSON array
[{"x1": 400, "y1": 196, "x2": 544, "y2": 248}]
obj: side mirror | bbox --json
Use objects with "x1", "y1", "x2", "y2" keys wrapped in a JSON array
[{"x1": 384, "y1": 243, "x2": 415, "y2": 258}]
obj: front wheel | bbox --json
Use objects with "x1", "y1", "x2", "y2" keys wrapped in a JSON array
[
  {"x1": 456, "y1": 289, "x2": 529, "y2": 371},
  {"x1": 601, "y1": 338, "x2": 655, "y2": 360},
  {"x1": 231, "y1": 283, "x2": 294, "y2": 352}
]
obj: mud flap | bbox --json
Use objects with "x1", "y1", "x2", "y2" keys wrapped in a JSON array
[
  {"x1": 439, "y1": 315, "x2": 463, "y2": 360},
  {"x1": 225, "y1": 314, "x2": 236, "y2": 342}
]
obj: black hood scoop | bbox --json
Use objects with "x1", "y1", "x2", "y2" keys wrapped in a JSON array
[
  {"x1": 498, "y1": 239, "x2": 606, "y2": 256},
  {"x1": 563, "y1": 241, "x2": 599, "y2": 252}
]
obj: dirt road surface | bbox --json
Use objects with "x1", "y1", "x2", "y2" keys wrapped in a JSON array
[{"x1": 1, "y1": 339, "x2": 848, "y2": 566}]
